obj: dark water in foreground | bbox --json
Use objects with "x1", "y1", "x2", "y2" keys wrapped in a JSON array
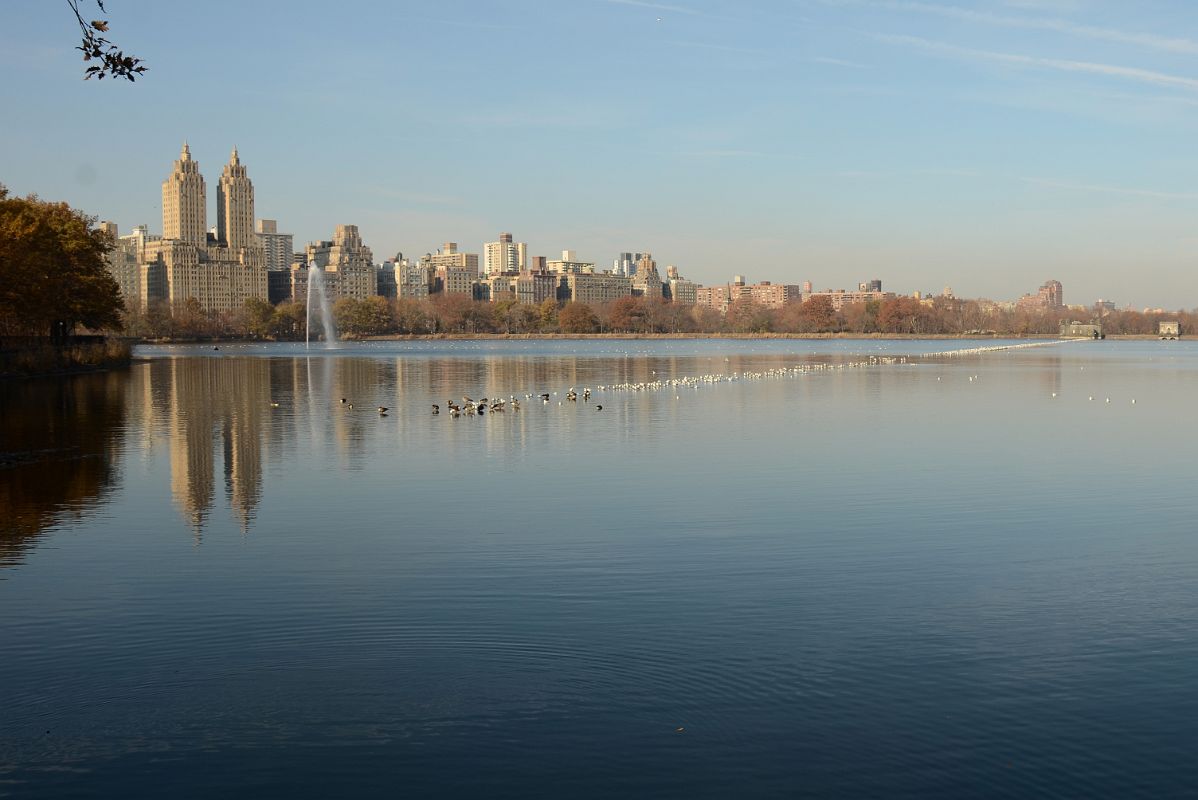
[{"x1": 1, "y1": 339, "x2": 1196, "y2": 798}]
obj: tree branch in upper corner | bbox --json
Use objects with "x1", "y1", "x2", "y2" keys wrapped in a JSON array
[{"x1": 67, "y1": 0, "x2": 147, "y2": 81}]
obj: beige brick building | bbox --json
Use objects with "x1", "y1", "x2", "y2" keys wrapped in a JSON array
[
  {"x1": 291, "y1": 224, "x2": 376, "y2": 303},
  {"x1": 142, "y1": 144, "x2": 269, "y2": 313},
  {"x1": 546, "y1": 250, "x2": 596, "y2": 275},
  {"x1": 563, "y1": 273, "x2": 632, "y2": 305},
  {"x1": 435, "y1": 264, "x2": 477, "y2": 295},
  {"x1": 631, "y1": 253, "x2": 663, "y2": 300}
]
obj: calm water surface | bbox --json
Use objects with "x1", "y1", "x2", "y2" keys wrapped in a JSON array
[{"x1": 1, "y1": 339, "x2": 1196, "y2": 798}]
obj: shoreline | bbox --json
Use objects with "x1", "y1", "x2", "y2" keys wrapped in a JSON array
[
  {"x1": 131, "y1": 332, "x2": 1174, "y2": 344},
  {"x1": 0, "y1": 340, "x2": 133, "y2": 380}
]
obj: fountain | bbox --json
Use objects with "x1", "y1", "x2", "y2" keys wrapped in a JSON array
[{"x1": 305, "y1": 261, "x2": 337, "y2": 349}]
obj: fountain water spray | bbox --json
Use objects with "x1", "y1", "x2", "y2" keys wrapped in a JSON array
[{"x1": 305, "y1": 261, "x2": 337, "y2": 349}]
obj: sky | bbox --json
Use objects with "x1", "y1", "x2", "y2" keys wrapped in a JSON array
[{"x1": 3, "y1": 0, "x2": 1198, "y2": 308}]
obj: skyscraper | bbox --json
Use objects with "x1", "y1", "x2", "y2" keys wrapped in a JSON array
[
  {"x1": 143, "y1": 144, "x2": 268, "y2": 312},
  {"x1": 216, "y1": 147, "x2": 254, "y2": 251},
  {"x1": 632, "y1": 253, "x2": 663, "y2": 300},
  {"x1": 483, "y1": 232, "x2": 527, "y2": 277},
  {"x1": 255, "y1": 219, "x2": 294, "y2": 272},
  {"x1": 162, "y1": 143, "x2": 206, "y2": 246},
  {"x1": 294, "y1": 224, "x2": 376, "y2": 302},
  {"x1": 614, "y1": 252, "x2": 645, "y2": 277}
]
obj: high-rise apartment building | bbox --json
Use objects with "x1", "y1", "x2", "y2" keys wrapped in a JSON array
[
  {"x1": 614, "y1": 252, "x2": 645, "y2": 277},
  {"x1": 435, "y1": 265, "x2": 476, "y2": 295},
  {"x1": 216, "y1": 148, "x2": 254, "y2": 251},
  {"x1": 143, "y1": 145, "x2": 268, "y2": 312},
  {"x1": 1016, "y1": 279, "x2": 1064, "y2": 310},
  {"x1": 563, "y1": 273, "x2": 633, "y2": 305},
  {"x1": 161, "y1": 143, "x2": 207, "y2": 246},
  {"x1": 668, "y1": 278, "x2": 698, "y2": 305},
  {"x1": 546, "y1": 250, "x2": 596, "y2": 274},
  {"x1": 696, "y1": 285, "x2": 733, "y2": 314},
  {"x1": 663, "y1": 266, "x2": 697, "y2": 305},
  {"x1": 423, "y1": 242, "x2": 480, "y2": 273},
  {"x1": 631, "y1": 253, "x2": 663, "y2": 300},
  {"x1": 100, "y1": 222, "x2": 144, "y2": 308},
  {"x1": 255, "y1": 219, "x2": 294, "y2": 273},
  {"x1": 1039, "y1": 280, "x2": 1063, "y2": 308},
  {"x1": 293, "y1": 224, "x2": 376, "y2": 302},
  {"x1": 483, "y1": 232, "x2": 526, "y2": 276},
  {"x1": 698, "y1": 276, "x2": 805, "y2": 312},
  {"x1": 802, "y1": 288, "x2": 894, "y2": 310}
]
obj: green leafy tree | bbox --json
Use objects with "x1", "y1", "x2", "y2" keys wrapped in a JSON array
[
  {"x1": 243, "y1": 297, "x2": 275, "y2": 339},
  {"x1": 493, "y1": 299, "x2": 520, "y2": 333},
  {"x1": 270, "y1": 302, "x2": 306, "y2": 340},
  {"x1": 361, "y1": 296, "x2": 395, "y2": 335},
  {"x1": 538, "y1": 297, "x2": 560, "y2": 332},
  {"x1": 333, "y1": 297, "x2": 366, "y2": 336},
  {"x1": 0, "y1": 185, "x2": 124, "y2": 341}
]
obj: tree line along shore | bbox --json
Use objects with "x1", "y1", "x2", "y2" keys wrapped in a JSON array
[
  {"x1": 121, "y1": 293, "x2": 1194, "y2": 342},
  {"x1": 2, "y1": 185, "x2": 1190, "y2": 378}
]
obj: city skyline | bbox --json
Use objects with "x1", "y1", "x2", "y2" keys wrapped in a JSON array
[{"x1": 4, "y1": 1, "x2": 1198, "y2": 307}]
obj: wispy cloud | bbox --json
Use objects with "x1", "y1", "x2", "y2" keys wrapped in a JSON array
[
  {"x1": 846, "y1": 0, "x2": 1198, "y2": 56},
  {"x1": 664, "y1": 40, "x2": 764, "y2": 54},
  {"x1": 1020, "y1": 176, "x2": 1198, "y2": 200},
  {"x1": 409, "y1": 16, "x2": 522, "y2": 31},
  {"x1": 875, "y1": 34, "x2": 1198, "y2": 91},
  {"x1": 677, "y1": 149, "x2": 772, "y2": 158},
  {"x1": 838, "y1": 167, "x2": 982, "y2": 178},
  {"x1": 602, "y1": 0, "x2": 706, "y2": 16},
  {"x1": 1002, "y1": 1, "x2": 1082, "y2": 11},
  {"x1": 809, "y1": 55, "x2": 869, "y2": 68}
]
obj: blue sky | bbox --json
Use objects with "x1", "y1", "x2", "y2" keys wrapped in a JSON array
[{"x1": 3, "y1": 0, "x2": 1198, "y2": 307}]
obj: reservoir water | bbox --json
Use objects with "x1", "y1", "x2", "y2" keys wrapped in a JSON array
[{"x1": 1, "y1": 339, "x2": 1196, "y2": 798}]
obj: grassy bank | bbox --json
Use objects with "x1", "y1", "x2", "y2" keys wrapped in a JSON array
[{"x1": 0, "y1": 340, "x2": 133, "y2": 378}]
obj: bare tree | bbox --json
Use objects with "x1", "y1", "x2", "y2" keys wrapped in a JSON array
[{"x1": 68, "y1": 0, "x2": 146, "y2": 81}]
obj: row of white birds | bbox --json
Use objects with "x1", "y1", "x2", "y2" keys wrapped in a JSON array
[
  {"x1": 597, "y1": 341, "x2": 1073, "y2": 395},
  {"x1": 332, "y1": 340, "x2": 1116, "y2": 418}
]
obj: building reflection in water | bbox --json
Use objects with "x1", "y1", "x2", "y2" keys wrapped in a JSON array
[
  {"x1": 6, "y1": 345, "x2": 1069, "y2": 551},
  {"x1": 153, "y1": 357, "x2": 271, "y2": 537}
]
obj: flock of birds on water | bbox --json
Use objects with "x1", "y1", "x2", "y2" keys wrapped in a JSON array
[
  {"x1": 276, "y1": 339, "x2": 1139, "y2": 420},
  {"x1": 431, "y1": 387, "x2": 601, "y2": 417}
]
